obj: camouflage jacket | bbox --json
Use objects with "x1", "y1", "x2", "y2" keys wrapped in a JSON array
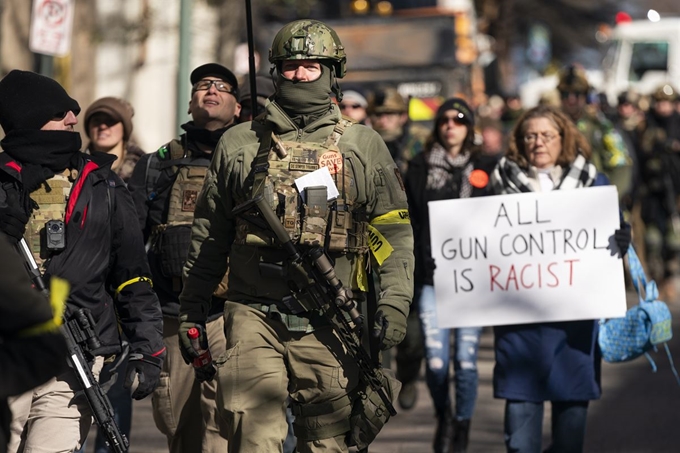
[
  {"x1": 178, "y1": 101, "x2": 414, "y2": 325},
  {"x1": 576, "y1": 111, "x2": 633, "y2": 199}
]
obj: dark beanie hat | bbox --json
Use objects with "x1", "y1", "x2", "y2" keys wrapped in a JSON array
[
  {"x1": 435, "y1": 97, "x2": 475, "y2": 126},
  {"x1": 0, "y1": 70, "x2": 80, "y2": 133},
  {"x1": 84, "y1": 97, "x2": 135, "y2": 141}
]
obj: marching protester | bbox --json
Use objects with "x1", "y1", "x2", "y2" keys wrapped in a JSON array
[
  {"x1": 404, "y1": 98, "x2": 496, "y2": 453},
  {"x1": 557, "y1": 65, "x2": 634, "y2": 203},
  {"x1": 177, "y1": 19, "x2": 413, "y2": 452},
  {"x1": 488, "y1": 104, "x2": 631, "y2": 453},
  {"x1": 77, "y1": 95, "x2": 145, "y2": 453},
  {"x1": 367, "y1": 85, "x2": 426, "y2": 411},
  {"x1": 128, "y1": 62, "x2": 240, "y2": 453},
  {"x1": 0, "y1": 70, "x2": 165, "y2": 452}
]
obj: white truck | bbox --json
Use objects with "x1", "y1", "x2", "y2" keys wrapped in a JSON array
[{"x1": 602, "y1": 18, "x2": 680, "y2": 105}]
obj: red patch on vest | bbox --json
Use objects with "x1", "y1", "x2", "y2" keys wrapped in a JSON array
[
  {"x1": 318, "y1": 151, "x2": 343, "y2": 175},
  {"x1": 5, "y1": 161, "x2": 21, "y2": 173},
  {"x1": 469, "y1": 169, "x2": 489, "y2": 188}
]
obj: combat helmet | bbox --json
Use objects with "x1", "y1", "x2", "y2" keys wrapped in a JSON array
[
  {"x1": 652, "y1": 84, "x2": 678, "y2": 102},
  {"x1": 557, "y1": 64, "x2": 590, "y2": 94},
  {"x1": 269, "y1": 19, "x2": 346, "y2": 78}
]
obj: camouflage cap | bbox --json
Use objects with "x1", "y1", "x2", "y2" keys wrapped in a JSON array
[
  {"x1": 269, "y1": 19, "x2": 346, "y2": 78},
  {"x1": 557, "y1": 65, "x2": 590, "y2": 94},
  {"x1": 367, "y1": 88, "x2": 407, "y2": 115},
  {"x1": 652, "y1": 84, "x2": 678, "y2": 102}
]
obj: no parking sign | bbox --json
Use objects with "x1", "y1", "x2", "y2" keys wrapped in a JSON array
[{"x1": 29, "y1": 0, "x2": 75, "y2": 56}]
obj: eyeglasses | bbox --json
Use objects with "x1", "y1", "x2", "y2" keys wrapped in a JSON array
[
  {"x1": 193, "y1": 79, "x2": 236, "y2": 95},
  {"x1": 523, "y1": 132, "x2": 560, "y2": 144},
  {"x1": 340, "y1": 103, "x2": 363, "y2": 110},
  {"x1": 438, "y1": 115, "x2": 466, "y2": 126}
]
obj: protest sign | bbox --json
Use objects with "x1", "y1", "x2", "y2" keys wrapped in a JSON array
[{"x1": 429, "y1": 186, "x2": 627, "y2": 328}]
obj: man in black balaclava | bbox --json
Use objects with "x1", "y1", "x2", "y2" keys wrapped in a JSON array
[
  {"x1": 176, "y1": 20, "x2": 414, "y2": 452},
  {"x1": 127, "y1": 62, "x2": 240, "y2": 453},
  {"x1": 0, "y1": 70, "x2": 164, "y2": 452}
]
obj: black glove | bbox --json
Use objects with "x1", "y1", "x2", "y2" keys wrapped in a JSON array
[
  {"x1": 124, "y1": 353, "x2": 163, "y2": 400},
  {"x1": 425, "y1": 256, "x2": 437, "y2": 276},
  {"x1": 614, "y1": 222, "x2": 632, "y2": 257},
  {"x1": 0, "y1": 205, "x2": 28, "y2": 243}
]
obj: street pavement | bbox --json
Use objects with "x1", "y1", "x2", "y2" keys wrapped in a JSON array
[{"x1": 89, "y1": 290, "x2": 680, "y2": 453}]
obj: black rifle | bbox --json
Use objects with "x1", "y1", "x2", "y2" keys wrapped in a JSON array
[
  {"x1": 233, "y1": 196, "x2": 397, "y2": 417},
  {"x1": 17, "y1": 239, "x2": 129, "y2": 453}
]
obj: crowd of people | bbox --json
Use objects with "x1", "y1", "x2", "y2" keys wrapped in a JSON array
[{"x1": 2, "y1": 16, "x2": 677, "y2": 453}]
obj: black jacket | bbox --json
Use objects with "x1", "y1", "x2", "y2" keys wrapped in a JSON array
[
  {"x1": 127, "y1": 135, "x2": 224, "y2": 320},
  {"x1": 0, "y1": 151, "x2": 165, "y2": 358},
  {"x1": 404, "y1": 150, "x2": 498, "y2": 286},
  {"x1": 0, "y1": 233, "x2": 69, "y2": 453}
]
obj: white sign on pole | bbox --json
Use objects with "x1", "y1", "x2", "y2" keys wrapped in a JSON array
[
  {"x1": 429, "y1": 186, "x2": 627, "y2": 328},
  {"x1": 29, "y1": 0, "x2": 75, "y2": 57}
]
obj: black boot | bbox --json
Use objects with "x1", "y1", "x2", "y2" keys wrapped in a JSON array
[
  {"x1": 452, "y1": 419, "x2": 470, "y2": 453},
  {"x1": 433, "y1": 409, "x2": 454, "y2": 453}
]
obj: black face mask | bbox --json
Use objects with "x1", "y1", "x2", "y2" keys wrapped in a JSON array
[
  {"x1": 1, "y1": 129, "x2": 82, "y2": 191},
  {"x1": 275, "y1": 63, "x2": 333, "y2": 121},
  {"x1": 181, "y1": 121, "x2": 231, "y2": 151}
]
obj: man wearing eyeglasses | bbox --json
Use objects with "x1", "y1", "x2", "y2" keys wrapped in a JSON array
[{"x1": 127, "y1": 62, "x2": 240, "y2": 453}]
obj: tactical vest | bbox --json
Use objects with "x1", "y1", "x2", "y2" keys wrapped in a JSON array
[
  {"x1": 148, "y1": 139, "x2": 229, "y2": 295},
  {"x1": 238, "y1": 119, "x2": 368, "y2": 255},
  {"x1": 26, "y1": 171, "x2": 74, "y2": 268}
]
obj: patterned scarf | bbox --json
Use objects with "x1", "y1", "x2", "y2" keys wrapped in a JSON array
[
  {"x1": 490, "y1": 153, "x2": 597, "y2": 194},
  {"x1": 426, "y1": 143, "x2": 473, "y2": 198}
]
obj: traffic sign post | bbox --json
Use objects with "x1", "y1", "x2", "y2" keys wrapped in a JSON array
[{"x1": 29, "y1": 0, "x2": 75, "y2": 57}]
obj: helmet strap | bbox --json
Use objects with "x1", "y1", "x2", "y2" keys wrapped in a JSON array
[{"x1": 330, "y1": 66, "x2": 343, "y2": 103}]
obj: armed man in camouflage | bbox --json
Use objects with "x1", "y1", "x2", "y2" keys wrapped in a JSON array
[
  {"x1": 558, "y1": 65, "x2": 633, "y2": 203},
  {"x1": 177, "y1": 19, "x2": 414, "y2": 452}
]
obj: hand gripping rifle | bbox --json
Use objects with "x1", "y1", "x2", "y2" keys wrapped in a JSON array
[
  {"x1": 233, "y1": 195, "x2": 397, "y2": 418},
  {"x1": 17, "y1": 238, "x2": 129, "y2": 453}
]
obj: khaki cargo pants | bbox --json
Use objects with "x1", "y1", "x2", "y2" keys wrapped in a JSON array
[
  {"x1": 217, "y1": 302, "x2": 360, "y2": 453},
  {"x1": 152, "y1": 316, "x2": 228, "y2": 453},
  {"x1": 8, "y1": 356, "x2": 104, "y2": 453}
]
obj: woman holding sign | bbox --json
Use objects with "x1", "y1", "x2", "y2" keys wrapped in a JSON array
[
  {"x1": 489, "y1": 105, "x2": 631, "y2": 453},
  {"x1": 404, "y1": 98, "x2": 498, "y2": 453}
]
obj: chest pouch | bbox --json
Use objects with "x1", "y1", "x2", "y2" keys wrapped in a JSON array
[
  {"x1": 246, "y1": 125, "x2": 365, "y2": 254},
  {"x1": 153, "y1": 164, "x2": 208, "y2": 280}
]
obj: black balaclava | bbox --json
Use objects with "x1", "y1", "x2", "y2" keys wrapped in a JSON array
[
  {"x1": 181, "y1": 121, "x2": 232, "y2": 156},
  {"x1": 274, "y1": 62, "x2": 333, "y2": 126},
  {"x1": 0, "y1": 70, "x2": 82, "y2": 193}
]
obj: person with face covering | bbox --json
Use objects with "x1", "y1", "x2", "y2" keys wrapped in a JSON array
[
  {"x1": 0, "y1": 70, "x2": 165, "y2": 452},
  {"x1": 176, "y1": 20, "x2": 414, "y2": 452},
  {"x1": 488, "y1": 104, "x2": 631, "y2": 453}
]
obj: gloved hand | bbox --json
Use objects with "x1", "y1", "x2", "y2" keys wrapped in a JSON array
[
  {"x1": 178, "y1": 321, "x2": 208, "y2": 364},
  {"x1": 425, "y1": 256, "x2": 437, "y2": 277},
  {"x1": 124, "y1": 353, "x2": 162, "y2": 400},
  {"x1": 373, "y1": 305, "x2": 407, "y2": 350},
  {"x1": 0, "y1": 205, "x2": 28, "y2": 243},
  {"x1": 614, "y1": 222, "x2": 632, "y2": 257}
]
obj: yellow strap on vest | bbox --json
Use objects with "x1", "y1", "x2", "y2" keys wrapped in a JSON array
[
  {"x1": 367, "y1": 225, "x2": 394, "y2": 266},
  {"x1": 116, "y1": 276, "x2": 153, "y2": 296},
  {"x1": 370, "y1": 210, "x2": 411, "y2": 225}
]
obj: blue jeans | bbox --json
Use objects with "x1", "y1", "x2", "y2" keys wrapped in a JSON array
[
  {"x1": 417, "y1": 285, "x2": 482, "y2": 420},
  {"x1": 504, "y1": 400, "x2": 589, "y2": 453}
]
